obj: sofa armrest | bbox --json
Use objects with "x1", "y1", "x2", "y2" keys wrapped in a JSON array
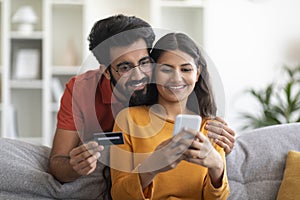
[
  {"x1": 226, "y1": 123, "x2": 300, "y2": 200},
  {"x1": 0, "y1": 138, "x2": 107, "y2": 199}
]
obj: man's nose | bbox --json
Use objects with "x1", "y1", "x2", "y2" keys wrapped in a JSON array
[{"x1": 130, "y1": 66, "x2": 146, "y2": 80}]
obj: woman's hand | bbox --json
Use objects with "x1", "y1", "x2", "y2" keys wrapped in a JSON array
[
  {"x1": 138, "y1": 129, "x2": 195, "y2": 189},
  {"x1": 184, "y1": 131, "x2": 224, "y2": 188},
  {"x1": 205, "y1": 116, "x2": 235, "y2": 155}
]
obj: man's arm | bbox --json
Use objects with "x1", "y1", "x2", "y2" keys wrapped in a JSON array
[{"x1": 48, "y1": 128, "x2": 103, "y2": 183}]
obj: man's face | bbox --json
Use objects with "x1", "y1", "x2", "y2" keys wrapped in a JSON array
[{"x1": 108, "y1": 39, "x2": 152, "y2": 105}]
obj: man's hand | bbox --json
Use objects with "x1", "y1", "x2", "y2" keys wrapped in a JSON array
[
  {"x1": 69, "y1": 141, "x2": 104, "y2": 176},
  {"x1": 205, "y1": 116, "x2": 235, "y2": 155}
]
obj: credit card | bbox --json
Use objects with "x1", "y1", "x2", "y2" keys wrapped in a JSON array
[{"x1": 93, "y1": 132, "x2": 124, "y2": 146}]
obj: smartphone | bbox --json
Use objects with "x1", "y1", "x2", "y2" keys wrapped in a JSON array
[
  {"x1": 93, "y1": 132, "x2": 124, "y2": 146},
  {"x1": 173, "y1": 114, "x2": 202, "y2": 136}
]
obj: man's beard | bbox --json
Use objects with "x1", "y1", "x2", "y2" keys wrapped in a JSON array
[
  {"x1": 128, "y1": 86, "x2": 150, "y2": 107},
  {"x1": 110, "y1": 72, "x2": 153, "y2": 107},
  {"x1": 129, "y1": 83, "x2": 158, "y2": 107}
]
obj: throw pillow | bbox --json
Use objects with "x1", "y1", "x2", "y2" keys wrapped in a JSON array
[{"x1": 276, "y1": 150, "x2": 300, "y2": 200}]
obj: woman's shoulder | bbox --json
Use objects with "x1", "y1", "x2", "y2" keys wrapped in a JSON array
[{"x1": 114, "y1": 106, "x2": 151, "y2": 133}]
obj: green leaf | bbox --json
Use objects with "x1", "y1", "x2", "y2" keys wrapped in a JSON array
[{"x1": 240, "y1": 65, "x2": 300, "y2": 131}]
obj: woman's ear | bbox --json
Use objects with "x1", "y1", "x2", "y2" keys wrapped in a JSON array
[{"x1": 196, "y1": 65, "x2": 202, "y2": 80}]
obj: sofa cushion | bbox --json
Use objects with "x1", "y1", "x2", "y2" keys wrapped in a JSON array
[
  {"x1": 226, "y1": 123, "x2": 300, "y2": 200},
  {"x1": 276, "y1": 150, "x2": 300, "y2": 200},
  {"x1": 0, "y1": 138, "x2": 107, "y2": 199}
]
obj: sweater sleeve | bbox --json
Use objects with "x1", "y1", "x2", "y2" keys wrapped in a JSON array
[
  {"x1": 110, "y1": 122, "x2": 152, "y2": 200},
  {"x1": 202, "y1": 142, "x2": 230, "y2": 199}
]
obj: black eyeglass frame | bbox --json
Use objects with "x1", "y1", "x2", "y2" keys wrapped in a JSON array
[{"x1": 110, "y1": 56, "x2": 154, "y2": 77}]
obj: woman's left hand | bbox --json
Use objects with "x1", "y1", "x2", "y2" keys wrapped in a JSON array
[{"x1": 205, "y1": 116, "x2": 235, "y2": 155}]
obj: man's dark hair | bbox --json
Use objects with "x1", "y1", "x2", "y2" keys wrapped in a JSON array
[{"x1": 88, "y1": 14, "x2": 155, "y2": 66}]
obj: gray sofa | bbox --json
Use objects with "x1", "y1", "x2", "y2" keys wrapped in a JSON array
[
  {"x1": 0, "y1": 138, "x2": 105, "y2": 200},
  {"x1": 226, "y1": 122, "x2": 300, "y2": 200},
  {"x1": 0, "y1": 123, "x2": 299, "y2": 199}
]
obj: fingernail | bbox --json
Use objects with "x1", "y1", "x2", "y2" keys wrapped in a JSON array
[
  {"x1": 92, "y1": 142, "x2": 99, "y2": 146},
  {"x1": 99, "y1": 145, "x2": 104, "y2": 150},
  {"x1": 96, "y1": 152, "x2": 101, "y2": 159}
]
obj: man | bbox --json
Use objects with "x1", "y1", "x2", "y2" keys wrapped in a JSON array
[{"x1": 48, "y1": 14, "x2": 235, "y2": 197}]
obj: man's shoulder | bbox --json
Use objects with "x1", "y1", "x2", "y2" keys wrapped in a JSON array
[
  {"x1": 75, "y1": 69, "x2": 102, "y2": 82},
  {"x1": 66, "y1": 69, "x2": 103, "y2": 88}
]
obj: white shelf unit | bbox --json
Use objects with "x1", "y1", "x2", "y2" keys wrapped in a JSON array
[
  {"x1": 1, "y1": 0, "x2": 45, "y2": 144},
  {"x1": 0, "y1": 0, "x2": 86, "y2": 147},
  {"x1": 90, "y1": 0, "x2": 206, "y2": 45},
  {"x1": 47, "y1": 0, "x2": 86, "y2": 146},
  {"x1": 10, "y1": 31, "x2": 44, "y2": 39},
  {"x1": 52, "y1": 66, "x2": 79, "y2": 75},
  {"x1": 151, "y1": 0, "x2": 206, "y2": 45}
]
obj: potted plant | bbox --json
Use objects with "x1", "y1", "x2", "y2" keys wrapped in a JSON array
[{"x1": 240, "y1": 65, "x2": 300, "y2": 130}]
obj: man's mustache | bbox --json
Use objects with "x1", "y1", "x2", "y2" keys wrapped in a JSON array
[{"x1": 125, "y1": 77, "x2": 150, "y2": 87}]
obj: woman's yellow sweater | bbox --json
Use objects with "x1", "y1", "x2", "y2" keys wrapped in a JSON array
[{"x1": 110, "y1": 106, "x2": 229, "y2": 200}]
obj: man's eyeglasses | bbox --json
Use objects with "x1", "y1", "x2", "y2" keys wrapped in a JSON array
[{"x1": 110, "y1": 57, "x2": 154, "y2": 77}]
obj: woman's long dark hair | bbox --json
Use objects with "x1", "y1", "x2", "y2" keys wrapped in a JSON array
[{"x1": 150, "y1": 33, "x2": 217, "y2": 118}]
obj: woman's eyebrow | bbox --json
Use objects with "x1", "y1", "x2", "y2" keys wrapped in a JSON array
[
  {"x1": 180, "y1": 63, "x2": 192, "y2": 66},
  {"x1": 158, "y1": 63, "x2": 193, "y2": 68},
  {"x1": 179, "y1": 63, "x2": 196, "y2": 68},
  {"x1": 159, "y1": 63, "x2": 173, "y2": 67}
]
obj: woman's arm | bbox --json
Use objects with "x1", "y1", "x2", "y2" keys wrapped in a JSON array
[{"x1": 184, "y1": 130, "x2": 230, "y2": 199}]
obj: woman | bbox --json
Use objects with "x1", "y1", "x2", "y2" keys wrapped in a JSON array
[{"x1": 110, "y1": 33, "x2": 229, "y2": 199}]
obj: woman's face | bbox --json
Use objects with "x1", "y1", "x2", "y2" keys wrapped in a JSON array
[{"x1": 155, "y1": 49, "x2": 200, "y2": 104}]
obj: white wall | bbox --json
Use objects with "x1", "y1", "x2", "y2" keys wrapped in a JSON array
[{"x1": 205, "y1": 0, "x2": 300, "y2": 132}]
